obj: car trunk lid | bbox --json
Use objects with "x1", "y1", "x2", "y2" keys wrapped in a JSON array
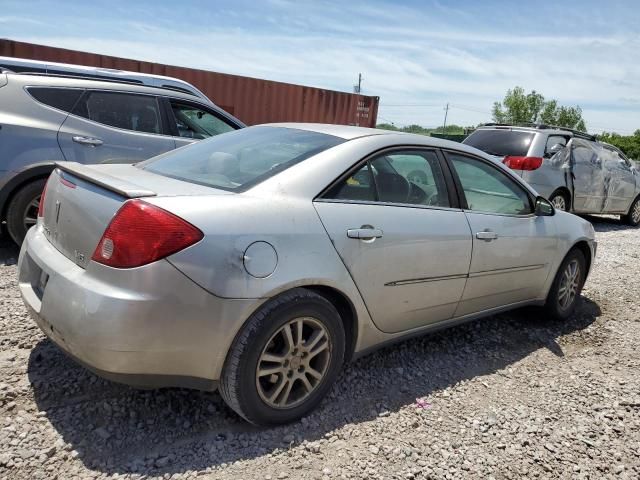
[{"x1": 41, "y1": 162, "x2": 230, "y2": 268}]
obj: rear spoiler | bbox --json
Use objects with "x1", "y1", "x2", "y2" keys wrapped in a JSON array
[{"x1": 55, "y1": 162, "x2": 156, "y2": 198}]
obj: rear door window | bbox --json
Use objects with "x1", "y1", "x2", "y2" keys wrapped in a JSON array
[
  {"x1": 27, "y1": 87, "x2": 83, "y2": 112},
  {"x1": 325, "y1": 150, "x2": 450, "y2": 207},
  {"x1": 74, "y1": 91, "x2": 162, "y2": 134},
  {"x1": 463, "y1": 129, "x2": 535, "y2": 156},
  {"x1": 168, "y1": 101, "x2": 237, "y2": 139}
]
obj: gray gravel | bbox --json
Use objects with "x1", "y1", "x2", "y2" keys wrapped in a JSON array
[{"x1": 0, "y1": 216, "x2": 639, "y2": 479}]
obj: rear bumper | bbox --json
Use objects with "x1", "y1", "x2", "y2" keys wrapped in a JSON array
[{"x1": 18, "y1": 226, "x2": 260, "y2": 390}]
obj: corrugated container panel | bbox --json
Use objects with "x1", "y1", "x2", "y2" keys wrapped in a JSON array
[{"x1": 0, "y1": 40, "x2": 379, "y2": 127}]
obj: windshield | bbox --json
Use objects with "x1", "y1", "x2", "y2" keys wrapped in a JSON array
[
  {"x1": 464, "y1": 129, "x2": 535, "y2": 157},
  {"x1": 140, "y1": 126, "x2": 345, "y2": 191}
]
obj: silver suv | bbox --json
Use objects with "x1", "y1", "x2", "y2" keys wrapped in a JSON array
[
  {"x1": 0, "y1": 56, "x2": 212, "y2": 103},
  {"x1": 464, "y1": 124, "x2": 640, "y2": 225},
  {"x1": 0, "y1": 70, "x2": 244, "y2": 243}
]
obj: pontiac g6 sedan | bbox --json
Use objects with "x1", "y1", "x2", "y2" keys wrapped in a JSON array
[{"x1": 18, "y1": 124, "x2": 596, "y2": 425}]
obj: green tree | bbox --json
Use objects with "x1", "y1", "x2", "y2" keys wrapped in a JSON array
[
  {"x1": 376, "y1": 123, "x2": 399, "y2": 131},
  {"x1": 493, "y1": 86, "x2": 587, "y2": 131},
  {"x1": 598, "y1": 130, "x2": 640, "y2": 161},
  {"x1": 376, "y1": 123, "x2": 468, "y2": 136}
]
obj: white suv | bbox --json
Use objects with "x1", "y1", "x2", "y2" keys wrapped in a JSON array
[{"x1": 464, "y1": 124, "x2": 640, "y2": 225}]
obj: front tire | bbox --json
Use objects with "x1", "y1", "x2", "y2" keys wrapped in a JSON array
[
  {"x1": 543, "y1": 249, "x2": 586, "y2": 320},
  {"x1": 621, "y1": 196, "x2": 640, "y2": 226},
  {"x1": 219, "y1": 288, "x2": 345, "y2": 425},
  {"x1": 6, "y1": 179, "x2": 47, "y2": 245}
]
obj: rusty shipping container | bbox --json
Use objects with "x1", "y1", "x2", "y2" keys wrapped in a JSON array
[{"x1": 0, "y1": 39, "x2": 379, "y2": 127}]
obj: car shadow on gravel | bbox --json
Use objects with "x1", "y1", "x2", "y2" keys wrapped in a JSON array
[
  {"x1": 0, "y1": 234, "x2": 19, "y2": 266},
  {"x1": 27, "y1": 297, "x2": 601, "y2": 476},
  {"x1": 581, "y1": 214, "x2": 637, "y2": 232}
]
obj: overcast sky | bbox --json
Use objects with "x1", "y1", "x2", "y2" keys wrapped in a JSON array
[{"x1": 1, "y1": 0, "x2": 639, "y2": 134}]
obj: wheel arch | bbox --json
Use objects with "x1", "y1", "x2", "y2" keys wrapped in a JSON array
[
  {"x1": 233, "y1": 284, "x2": 359, "y2": 365},
  {"x1": 570, "y1": 240, "x2": 593, "y2": 278},
  {"x1": 626, "y1": 193, "x2": 640, "y2": 215},
  {"x1": 550, "y1": 187, "x2": 572, "y2": 210},
  {"x1": 303, "y1": 285, "x2": 358, "y2": 363},
  {"x1": 0, "y1": 163, "x2": 56, "y2": 221}
]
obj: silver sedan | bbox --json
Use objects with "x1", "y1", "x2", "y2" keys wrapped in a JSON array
[{"x1": 18, "y1": 124, "x2": 596, "y2": 425}]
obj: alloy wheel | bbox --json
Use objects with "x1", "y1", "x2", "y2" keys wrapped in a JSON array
[
  {"x1": 632, "y1": 200, "x2": 640, "y2": 224},
  {"x1": 256, "y1": 317, "x2": 331, "y2": 409},
  {"x1": 551, "y1": 195, "x2": 567, "y2": 211},
  {"x1": 557, "y1": 259, "x2": 580, "y2": 310},
  {"x1": 23, "y1": 194, "x2": 40, "y2": 231}
]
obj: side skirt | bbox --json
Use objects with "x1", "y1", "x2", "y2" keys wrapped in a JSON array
[{"x1": 352, "y1": 298, "x2": 544, "y2": 360}]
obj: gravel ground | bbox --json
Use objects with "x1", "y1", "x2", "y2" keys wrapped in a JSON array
[{"x1": 0, "y1": 216, "x2": 638, "y2": 480}]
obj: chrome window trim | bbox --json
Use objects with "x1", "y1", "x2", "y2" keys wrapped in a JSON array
[{"x1": 313, "y1": 197, "x2": 463, "y2": 213}]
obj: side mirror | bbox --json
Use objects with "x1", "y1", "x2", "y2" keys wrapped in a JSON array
[
  {"x1": 545, "y1": 143, "x2": 565, "y2": 158},
  {"x1": 535, "y1": 196, "x2": 555, "y2": 216}
]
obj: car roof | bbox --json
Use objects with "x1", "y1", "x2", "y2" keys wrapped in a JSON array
[
  {"x1": 0, "y1": 56, "x2": 209, "y2": 99},
  {"x1": 474, "y1": 125, "x2": 571, "y2": 136},
  {"x1": 0, "y1": 56, "x2": 192, "y2": 84},
  {"x1": 474, "y1": 124, "x2": 597, "y2": 141},
  {"x1": 7, "y1": 71, "x2": 217, "y2": 106},
  {"x1": 261, "y1": 123, "x2": 495, "y2": 157},
  {"x1": 264, "y1": 123, "x2": 393, "y2": 139}
]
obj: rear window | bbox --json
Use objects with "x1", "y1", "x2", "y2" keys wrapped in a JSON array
[
  {"x1": 140, "y1": 126, "x2": 345, "y2": 191},
  {"x1": 463, "y1": 129, "x2": 535, "y2": 157}
]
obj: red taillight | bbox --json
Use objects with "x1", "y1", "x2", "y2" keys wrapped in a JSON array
[
  {"x1": 37, "y1": 178, "x2": 50, "y2": 218},
  {"x1": 91, "y1": 200, "x2": 203, "y2": 268},
  {"x1": 502, "y1": 156, "x2": 544, "y2": 170}
]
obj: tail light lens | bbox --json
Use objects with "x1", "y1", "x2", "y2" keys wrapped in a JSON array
[
  {"x1": 92, "y1": 200, "x2": 203, "y2": 268},
  {"x1": 503, "y1": 156, "x2": 544, "y2": 170},
  {"x1": 37, "y1": 178, "x2": 50, "y2": 218}
]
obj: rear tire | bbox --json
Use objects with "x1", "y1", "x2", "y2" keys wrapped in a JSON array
[
  {"x1": 219, "y1": 288, "x2": 345, "y2": 426},
  {"x1": 543, "y1": 249, "x2": 586, "y2": 320},
  {"x1": 6, "y1": 179, "x2": 47, "y2": 245},
  {"x1": 621, "y1": 196, "x2": 640, "y2": 226},
  {"x1": 549, "y1": 190, "x2": 570, "y2": 212}
]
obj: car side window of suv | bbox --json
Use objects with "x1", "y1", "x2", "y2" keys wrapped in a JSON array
[
  {"x1": 572, "y1": 140, "x2": 601, "y2": 168},
  {"x1": 169, "y1": 101, "x2": 236, "y2": 139},
  {"x1": 73, "y1": 91, "x2": 162, "y2": 134},
  {"x1": 325, "y1": 150, "x2": 450, "y2": 207},
  {"x1": 545, "y1": 135, "x2": 568, "y2": 157},
  {"x1": 604, "y1": 147, "x2": 632, "y2": 170},
  {"x1": 27, "y1": 87, "x2": 84, "y2": 113},
  {"x1": 448, "y1": 153, "x2": 533, "y2": 215}
]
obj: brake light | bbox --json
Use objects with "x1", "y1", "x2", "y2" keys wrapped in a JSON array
[
  {"x1": 502, "y1": 156, "x2": 544, "y2": 170},
  {"x1": 37, "y1": 178, "x2": 50, "y2": 218},
  {"x1": 91, "y1": 200, "x2": 203, "y2": 268}
]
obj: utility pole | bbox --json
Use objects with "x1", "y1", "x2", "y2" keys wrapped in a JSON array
[
  {"x1": 354, "y1": 73, "x2": 362, "y2": 93},
  {"x1": 442, "y1": 103, "x2": 449, "y2": 133}
]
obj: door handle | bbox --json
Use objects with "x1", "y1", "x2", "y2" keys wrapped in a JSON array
[
  {"x1": 347, "y1": 227, "x2": 383, "y2": 240},
  {"x1": 476, "y1": 230, "x2": 498, "y2": 241},
  {"x1": 72, "y1": 135, "x2": 104, "y2": 146}
]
